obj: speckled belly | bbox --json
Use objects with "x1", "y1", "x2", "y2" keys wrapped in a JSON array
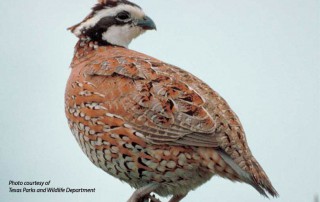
[{"x1": 67, "y1": 119, "x2": 215, "y2": 196}]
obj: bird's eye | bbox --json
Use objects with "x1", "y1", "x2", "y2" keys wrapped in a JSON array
[{"x1": 116, "y1": 12, "x2": 131, "y2": 21}]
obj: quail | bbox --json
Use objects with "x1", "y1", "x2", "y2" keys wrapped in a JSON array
[{"x1": 65, "y1": 0, "x2": 278, "y2": 201}]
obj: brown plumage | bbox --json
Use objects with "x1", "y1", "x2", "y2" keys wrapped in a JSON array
[{"x1": 65, "y1": 1, "x2": 278, "y2": 201}]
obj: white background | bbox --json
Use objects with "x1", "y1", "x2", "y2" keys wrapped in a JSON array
[{"x1": 0, "y1": 0, "x2": 319, "y2": 201}]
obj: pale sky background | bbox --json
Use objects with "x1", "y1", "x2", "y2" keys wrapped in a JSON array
[{"x1": 0, "y1": 0, "x2": 319, "y2": 202}]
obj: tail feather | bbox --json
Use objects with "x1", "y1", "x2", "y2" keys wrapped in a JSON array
[
  {"x1": 250, "y1": 156, "x2": 279, "y2": 197},
  {"x1": 217, "y1": 149, "x2": 279, "y2": 197}
]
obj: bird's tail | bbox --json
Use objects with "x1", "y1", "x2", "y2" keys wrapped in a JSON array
[
  {"x1": 217, "y1": 149, "x2": 279, "y2": 197},
  {"x1": 247, "y1": 155, "x2": 279, "y2": 197}
]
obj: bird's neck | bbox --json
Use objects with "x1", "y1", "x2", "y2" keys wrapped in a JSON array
[
  {"x1": 71, "y1": 37, "x2": 95, "y2": 62},
  {"x1": 70, "y1": 36, "x2": 103, "y2": 68},
  {"x1": 70, "y1": 36, "x2": 127, "y2": 68}
]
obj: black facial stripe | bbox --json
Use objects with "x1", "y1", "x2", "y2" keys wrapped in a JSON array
[
  {"x1": 83, "y1": 16, "x2": 132, "y2": 46},
  {"x1": 83, "y1": 17, "x2": 115, "y2": 45}
]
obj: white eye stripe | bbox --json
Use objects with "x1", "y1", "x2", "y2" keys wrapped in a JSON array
[
  {"x1": 73, "y1": 4, "x2": 145, "y2": 36},
  {"x1": 100, "y1": 4, "x2": 144, "y2": 17}
]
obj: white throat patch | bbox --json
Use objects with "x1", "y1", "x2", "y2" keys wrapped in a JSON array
[{"x1": 102, "y1": 24, "x2": 146, "y2": 47}]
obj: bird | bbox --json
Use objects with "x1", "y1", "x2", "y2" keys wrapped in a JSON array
[{"x1": 65, "y1": 0, "x2": 278, "y2": 201}]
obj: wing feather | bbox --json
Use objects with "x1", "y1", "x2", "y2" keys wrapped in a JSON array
[{"x1": 85, "y1": 55, "x2": 218, "y2": 147}]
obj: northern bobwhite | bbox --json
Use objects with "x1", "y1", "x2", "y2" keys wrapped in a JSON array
[{"x1": 65, "y1": 0, "x2": 278, "y2": 201}]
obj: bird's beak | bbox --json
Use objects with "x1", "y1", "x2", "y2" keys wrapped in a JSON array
[{"x1": 137, "y1": 16, "x2": 157, "y2": 30}]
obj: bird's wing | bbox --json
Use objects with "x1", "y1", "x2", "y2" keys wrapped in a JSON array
[{"x1": 85, "y1": 54, "x2": 228, "y2": 147}]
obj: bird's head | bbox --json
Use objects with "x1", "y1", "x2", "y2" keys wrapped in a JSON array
[{"x1": 68, "y1": 0, "x2": 156, "y2": 48}]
